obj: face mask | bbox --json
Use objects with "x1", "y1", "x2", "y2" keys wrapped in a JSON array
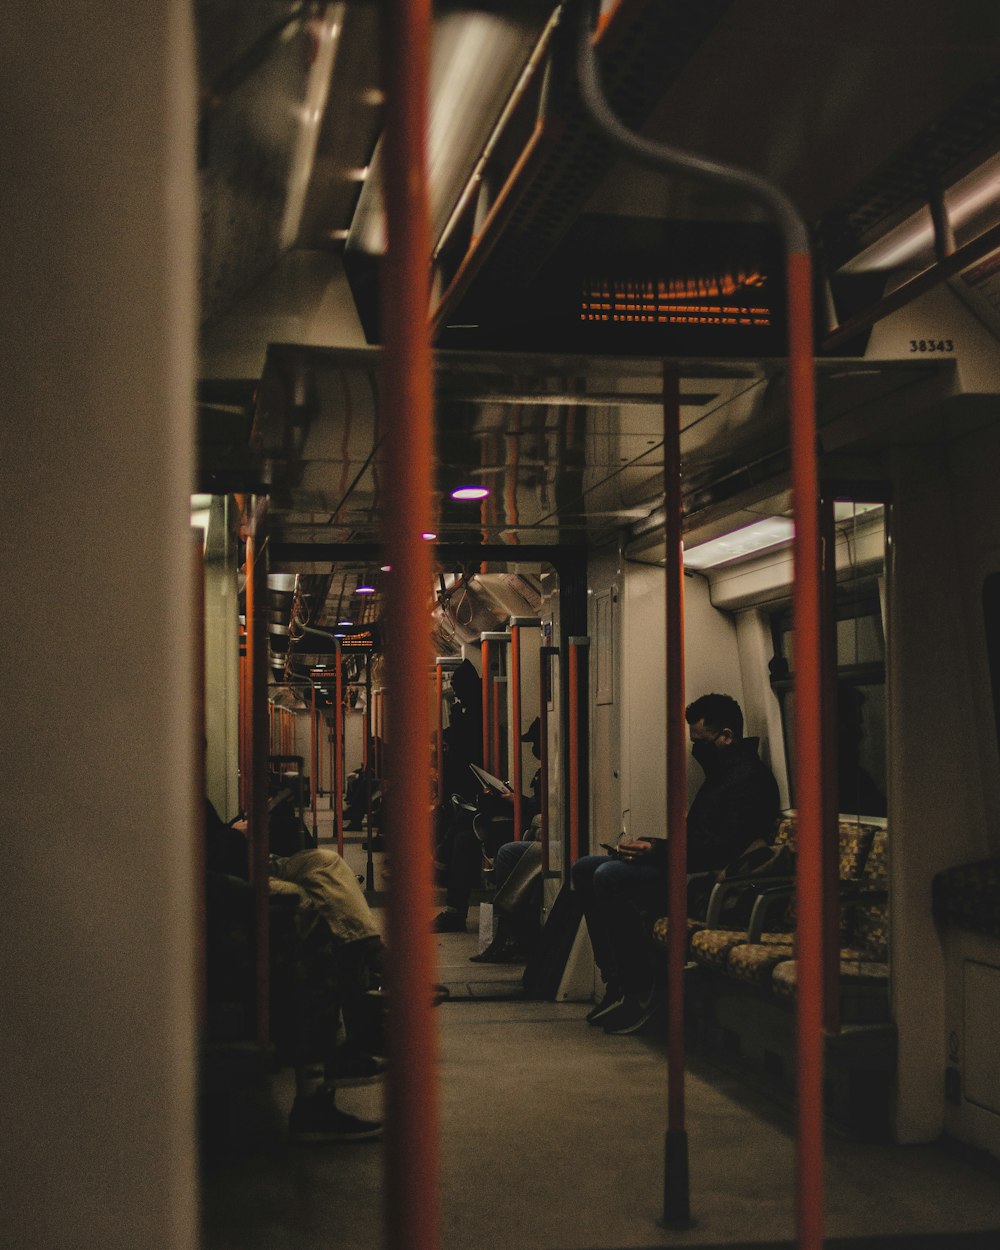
[{"x1": 691, "y1": 739, "x2": 720, "y2": 771}]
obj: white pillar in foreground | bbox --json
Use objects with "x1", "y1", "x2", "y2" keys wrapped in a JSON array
[{"x1": 1, "y1": 4, "x2": 199, "y2": 1247}]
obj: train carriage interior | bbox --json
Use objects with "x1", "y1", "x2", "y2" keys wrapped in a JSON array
[{"x1": 6, "y1": 1, "x2": 1000, "y2": 1248}]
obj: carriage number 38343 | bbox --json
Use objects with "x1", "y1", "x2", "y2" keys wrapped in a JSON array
[{"x1": 910, "y1": 338, "x2": 954, "y2": 352}]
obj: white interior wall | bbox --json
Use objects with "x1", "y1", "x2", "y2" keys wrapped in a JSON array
[
  {"x1": 888, "y1": 441, "x2": 995, "y2": 1144},
  {"x1": 735, "y1": 609, "x2": 789, "y2": 807},
  {"x1": 621, "y1": 563, "x2": 745, "y2": 839},
  {"x1": 2, "y1": 4, "x2": 199, "y2": 1246}
]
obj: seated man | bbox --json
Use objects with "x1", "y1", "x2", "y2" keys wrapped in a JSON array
[
  {"x1": 204, "y1": 801, "x2": 384, "y2": 1142},
  {"x1": 434, "y1": 717, "x2": 542, "y2": 933},
  {"x1": 572, "y1": 693, "x2": 779, "y2": 1036}
]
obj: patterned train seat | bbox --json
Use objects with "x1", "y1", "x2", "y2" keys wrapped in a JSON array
[
  {"x1": 688, "y1": 816, "x2": 881, "y2": 986},
  {"x1": 768, "y1": 826, "x2": 890, "y2": 1021}
]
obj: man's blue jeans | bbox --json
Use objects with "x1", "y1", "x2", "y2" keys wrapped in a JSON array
[{"x1": 571, "y1": 854, "x2": 666, "y2": 995}]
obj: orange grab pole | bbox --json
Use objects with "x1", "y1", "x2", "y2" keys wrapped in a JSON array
[
  {"x1": 245, "y1": 523, "x2": 270, "y2": 1047},
  {"x1": 789, "y1": 252, "x2": 825, "y2": 1250},
  {"x1": 511, "y1": 622, "x2": 523, "y2": 839},
  {"x1": 539, "y1": 645, "x2": 557, "y2": 874},
  {"x1": 382, "y1": 0, "x2": 438, "y2": 1244},
  {"x1": 335, "y1": 645, "x2": 344, "y2": 856},
  {"x1": 239, "y1": 627, "x2": 247, "y2": 815},
  {"x1": 480, "y1": 638, "x2": 491, "y2": 770},
  {"x1": 573, "y1": 18, "x2": 825, "y2": 1244},
  {"x1": 662, "y1": 366, "x2": 691, "y2": 1227}
]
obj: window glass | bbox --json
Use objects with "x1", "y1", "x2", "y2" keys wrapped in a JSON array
[{"x1": 771, "y1": 581, "x2": 886, "y2": 816}]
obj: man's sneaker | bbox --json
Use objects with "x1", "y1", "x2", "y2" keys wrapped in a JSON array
[
  {"x1": 601, "y1": 990, "x2": 657, "y2": 1036},
  {"x1": 327, "y1": 1047, "x2": 388, "y2": 1088},
  {"x1": 585, "y1": 985, "x2": 624, "y2": 1025},
  {"x1": 288, "y1": 1089, "x2": 382, "y2": 1143},
  {"x1": 433, "y1": 910, "x2": 467, "y2": 933}
]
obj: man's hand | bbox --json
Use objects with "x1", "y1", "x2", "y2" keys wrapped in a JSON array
[{"x1": 616, "y1": 838, "x2": 654, "y2": 862}]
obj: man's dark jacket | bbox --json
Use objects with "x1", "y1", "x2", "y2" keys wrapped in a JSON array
[{"x1": 653, "y1": 737, "x2": 780, "y2": 874}]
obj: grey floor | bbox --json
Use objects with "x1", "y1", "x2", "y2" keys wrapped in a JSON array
[{"x1": 201, "y1": 819, "x2": 1000, "y2": 1249}]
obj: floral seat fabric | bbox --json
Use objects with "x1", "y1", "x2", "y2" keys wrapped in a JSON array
[
  {"x1": 650, "y1": 914, "x2": 704, "y2": 950},
  {"x1": 726, "y1": 940, "x2": 795, "y2": 986}
]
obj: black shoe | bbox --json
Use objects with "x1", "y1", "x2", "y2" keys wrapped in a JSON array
[
  {"x1": 470, "y1": 937, "x2": 514, "y2": 963},
  {"x1": 601, "y1": 990, "x2": 657, "y2": 1036},
  {"x1": 289, "y1": 1089, "x2": 382, "y2": 1143},
  {"x1": 585, "y1": 986, "x2": 624, "y2": 1025},
  {"x1": 327, "y1": 1047, "x2": 388, "y2": 1089},
  {"x1": 433, "y1": 910, "x2": 467, "y2": 933}
]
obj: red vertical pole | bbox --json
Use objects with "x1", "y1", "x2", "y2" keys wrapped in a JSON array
[
  {"x1": 480, "y1": 637, "x2": 491, "y2": 770},
  {"x1": 245, "y1": 521, "x2": 270, "y2": 1047},
  {"x1": 539, "y1": 646, "x2": 555, "y2": 875},
  {"x1": 788, "y1": 252, "x2": 825, "y2": 1250},
  {"x1": 335, "y1": 645, "x2": 344, "y2": 856},
  {"x1": 382, "y1": 1, "x2": 438, "y2": 1245},
  {"x1": 510, "y1": 622, "x2": 523, "y2": 840},
  {"x1": 662, "y1": 367, "x2": 691, "y2": 1227}
]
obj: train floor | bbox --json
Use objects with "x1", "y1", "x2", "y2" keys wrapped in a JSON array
[{"x1": 200, "y1": 820, "x2": 1000, "y2": 1250}]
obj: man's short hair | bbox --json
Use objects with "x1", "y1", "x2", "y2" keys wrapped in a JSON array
[{"x1": 685, "y1": 693, "x2": 744, "y2": 739}]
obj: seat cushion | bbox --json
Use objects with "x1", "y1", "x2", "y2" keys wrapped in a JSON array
[
  {"x1": 689, "y1": 927, "x2": 746, "y2": 970},
  {"x1": 725, "y1": 940, "x2": 794, "y2": 986}
]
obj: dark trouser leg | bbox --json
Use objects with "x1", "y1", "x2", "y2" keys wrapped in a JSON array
[
  {"x1": 572, "y1": 855, "x2": 664, "y2": 994},
  {"x1": 493, "y1": 839, "x2": 531, "y2": 892},
  {"x1": 571, "y1": 854, "x2": 618, "y2": 983}
]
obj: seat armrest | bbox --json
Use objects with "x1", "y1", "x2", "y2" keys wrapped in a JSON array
[
  {"x1": 705, "y1": 874, "x2": 795, "y2": 927},
  {"x1": 747, "y1": 884, "x2": 795, "y2": 941}
]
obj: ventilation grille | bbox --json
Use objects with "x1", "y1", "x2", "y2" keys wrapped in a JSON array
[
  {"x1": 820, "y1": 69, "x2": 1000, "y2": 266},
  {"x1": 479, "y1": 0, "x2": 735, "y2": 287}
]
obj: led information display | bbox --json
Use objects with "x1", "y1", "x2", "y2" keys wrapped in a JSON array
[{"x1": 435, "y1": 215, "x2": 787, "y2": 357}]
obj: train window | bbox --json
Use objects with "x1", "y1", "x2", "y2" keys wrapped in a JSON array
[{"x1": 771, "y1": 588, "x2": 887, "y2": 816}]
